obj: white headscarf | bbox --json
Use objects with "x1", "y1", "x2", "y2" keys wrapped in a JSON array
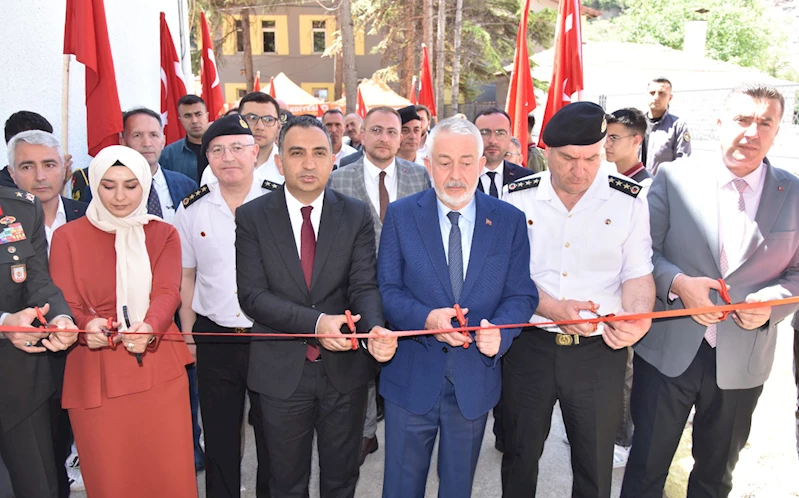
[{"x1": 85, "y1": 146, "x2": 162, "y2": 330}]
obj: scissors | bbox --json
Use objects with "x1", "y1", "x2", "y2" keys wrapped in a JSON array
[
  {"x1": 716, "y1": 278, "x2": 739, "y2": 322},
  {"x1": 586, "y1": 300, "x2": 616, "y2": 333},
  {"x1": 100, "y1": 316, "x2": 119, "y2": 349},
  {"x1": 344, "y1": 310, "x2": 359, "y2": 350},
  {"x1": 453, "y1": 304, "x2": 470, "y2": 348}
]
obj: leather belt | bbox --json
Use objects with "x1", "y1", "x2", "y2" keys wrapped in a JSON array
[{"x1": 233, "y1": 327, "x2": 249, "y2": 334}]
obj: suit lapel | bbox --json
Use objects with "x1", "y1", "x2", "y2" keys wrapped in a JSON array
[
  {"x1": 693, "y1": 168, "x2": 722, "y2": 273},
  {"x1": 267, "y1": 189, "x2": 309, "y2": 295},
  {"x1": 311, "y1": 188, "x2": 343, "y2": 289},
  {"x1": 396, "y1": 161, "x2": 415, "y2": 199},
  {"x1": 415, "y1": 190, "x2": 455, "y2": 303},
  {"x1": 460, "y1": 194, "x2": 496, "y2": 302},
  {"x1": 737, "y1": 164, "x2": 789, "y2": 270}
]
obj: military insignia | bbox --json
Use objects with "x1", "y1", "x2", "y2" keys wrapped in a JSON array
[
  {"x1": 239, "y1": 117, "x2": 249, "y2": 129},
  {"x1": 506, "y1": 176, "x2": 541, "y2": 193},
  {"x1": 684, "y1": 131, "x2": 691, "y2": 142},
  {"x1": 0, "y1": 223, "x2": 26, "y2": 244},
  {"x1": 0, "y1": 216, "x2": 15, "y2": 225},
  {"x1": 15, "y1": 192, "x2": 22, "y2": 198},
  {"x1": 485, "y1": 218, "x2": 492, "y2": 226},
  {"x1": 262, "y1": 180, "x2": 282, "y2": 191},
  {"x1": 25, "y1": 193, "x2": 35, "y2": 202},
  {"x1": 182, "y1": 185, "x2": 211, "y2": 208},
  {"x1": 601, "y1": 118, "x2": 607, "y2": 134},
  {"x1": 607, "y1": 176, "x2": 641, "y2": 198},
  {"x1": 10, "y1": 264, "x2": 26, "y2": 283},
  {"x1": 8, "y1": 246, "x2": 16, "y2": 253}
]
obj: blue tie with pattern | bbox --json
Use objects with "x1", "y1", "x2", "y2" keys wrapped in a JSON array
[
  {"x1": 447, "y1": 211, "x2": 463, "y2": 302},
  {"x1": 147, "y1": 187, "x2": 163, "y2": 218}
]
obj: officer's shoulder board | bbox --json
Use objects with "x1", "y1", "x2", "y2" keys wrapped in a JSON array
[
  {"x1": 0, "y1": 189, "x2": 36, "y2": 205},
  {"x1": 182, "y1": 184, "x2": 211, "y2": 208},
  {"x1": 261, "y1": 180, "x2": 283, "y2": 191},
  {"x1": 506, "y1": 176, "x2": 542, "y2": 194},
  {"x1": 607, "y1": 175, "x2": 642, "y2": 198}
]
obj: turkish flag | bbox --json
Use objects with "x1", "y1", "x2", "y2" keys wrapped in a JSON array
[
  {"x1": 160, "y1": 12, "x2": 187, "y2": 145},
  {"x1": 418, "y1": 44, "x2": 436, "y2": 118},
  {"x1": 254, "y1": 71, "x2": 261, "y2": 92},
  {"x1": 540, "y1": 0, "x2": 584, "y2": 147},
  {"x1": 356, "y1": 86, "x2": 367, "y2": 119},
  {"x1": 200, "y1": 12, "x2": 224, "y2": 121},
  {"x1": 505, "y1": 0, "x2": 536, "y2": 166},
  {"x1": 268, "y1": 76, "x2": 276, "y2": 98},
  {"x1": 63, "y1": 0, "x2": 122, "y2": 157},
  {"x1": 409, "y1": 76, "x2": 418, "y2": 105}
]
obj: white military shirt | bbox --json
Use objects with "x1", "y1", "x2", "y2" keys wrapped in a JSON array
[
  {"x1": 173, "y1": 177, "x2": 279, "y2": 328},
  {"x1": 504, "y1": 165, "x2": 653, "y2": 335}
]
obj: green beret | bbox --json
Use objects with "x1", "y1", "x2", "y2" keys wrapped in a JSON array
[
  {"x1": 542, "y1": 101, "x2": 607, "y2": 147},
  {"x1": 201, "y1": 114, "x2": 254, "y2": 157}
]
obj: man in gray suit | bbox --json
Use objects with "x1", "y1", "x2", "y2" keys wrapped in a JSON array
[
  {"x1": 622, "y1": 83, "x2": 799, "y2": 498},
  {"x1": 329, "y1": 105, "x2": 431, "y2": 465}
]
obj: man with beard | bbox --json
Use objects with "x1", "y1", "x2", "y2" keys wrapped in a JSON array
[
  {"x1": 161, "y1": 95, "x2": 211, "y2": 183},
  {"x1": 642, "y1": 77, "x2": 691, "y2": 175},
  {"x1": 344, "y1": 113, "x2": 363, "y2": 151},
  {"x1": 395, "y1": 106, "x2": 426, "y2": 167}
]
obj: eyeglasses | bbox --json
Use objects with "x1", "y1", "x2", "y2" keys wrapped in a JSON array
[
  {"x1": 479, "y1": 129, "x2": 509, "y2": 138},
  {"x1": 242, "y1": 113, "x2": 279, "y2": 127},
  {"x1": 504, "y1": 151, "x2": 521, "y2": 159},
  {"x1": 207, "y1": 143, "x2": 254, "y2": 158},
  {"x1": 367, "y1": 126, "x2": 400, "y2": 138},
  {"x1": 606, "y1": 134, "x2": 635, "y2": 143}
]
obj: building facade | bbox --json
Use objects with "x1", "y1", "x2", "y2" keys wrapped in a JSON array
[{"x1": 216, "y1": 2, "x2": 384, "y2": 103}]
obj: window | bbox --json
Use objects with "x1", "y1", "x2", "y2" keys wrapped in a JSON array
[
  {"x1": 312, "y1": 20, "x2": 326, "y2": 53},
  {"x1": 237, "y1": 88, "x2": 247, "y2": 99},
  {"x1": 312, "y1": 88, "x2": 329, "y2": 100},
  {"x1": 262, "y1": 20, "x2": 276, "y2": 53},
  {"x1": 235, "y1": 20, "x2": 244, "y2": 52}
]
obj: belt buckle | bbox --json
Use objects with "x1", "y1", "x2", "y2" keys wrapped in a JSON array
[
  {"x1": 234, "y1": 327, "x2": 246, "y2": 334},
  {"x1": 555, "y1": 334, "x2": 575, "y2": 346}
]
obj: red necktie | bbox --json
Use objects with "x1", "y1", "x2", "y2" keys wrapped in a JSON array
[{"x1": 300, "y1": 206, "x2": 320, "y2": 361}]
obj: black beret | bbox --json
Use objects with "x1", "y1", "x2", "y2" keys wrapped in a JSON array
[
  {"x1": 542, "y1": 101, "x2": 607, "y2": 147},
  {"x1": 201, "y1": 114, "x2": 254, "y2": 157},
  {"x1": 397, "y1": 105, "x2": 421, "y2": 125},
  {"x1": 279, "y1": 109, "x2": 294, "y2": 124}
]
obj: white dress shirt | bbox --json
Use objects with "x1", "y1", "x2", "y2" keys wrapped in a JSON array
[
  {"x1": 152, "y1": 166, "x2": 175, "y2": 224},
  {"x1": 44, "y1": 196, "x2": 67, "y2": 256},
  {"x1": 479, "y1": 162, "x2": 505, "y2": 198},
  {"x1": 201, "y1": 146, "x2": 283, "y2": 186},
  {"x1": 173, "y1": 177, "x2": 270, "y2": 327},
  {"x1": 363, "y1": 156, "x2": 397, "y2": 213},
  {"x1": 504, "y1": 167, "x2": 654, "y2": 335},
  {"x1": 717, "y1": 161, "x2": 765, "y2": 275},
  {"x1": 436, "y1": 194, "x2": 476, "y2": 278},
  {"x1": 284, "y1": 188, "x2": 325, "y2": 259},
  {"x1": 335, "y1": 143, "x2": 358, "y2": 167}
]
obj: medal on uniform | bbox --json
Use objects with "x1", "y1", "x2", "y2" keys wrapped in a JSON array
[
  {"x1": 0, "y1": 216, "x2": 15, "y2": 225},
  {"x1": 10, "y1": 264, "x2": 26, "y2": 283},
  {"x1": 0, "y1": 223, "x2": 26, "y2": 244}
]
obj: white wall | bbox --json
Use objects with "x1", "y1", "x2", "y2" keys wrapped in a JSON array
[{"x1": 0, "y1": 0, "x2": 192, "y2": 172}]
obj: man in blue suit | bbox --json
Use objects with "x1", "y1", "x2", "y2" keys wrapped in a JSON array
[{"x1": 377, "y1": 117, "x2": 538, "y2": 498}]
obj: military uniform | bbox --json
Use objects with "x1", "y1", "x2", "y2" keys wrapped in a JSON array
[
  {"x1": 0, "y1": 186, "x2": 72, "y2": 498},
  {"x1": 642, "y1": 111, "x2": 691, "y2": 176},
  {"x1": 499, "y1": 102, "x2": 655, "y2": 498}
]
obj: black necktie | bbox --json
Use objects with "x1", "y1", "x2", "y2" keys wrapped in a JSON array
[{"x1": 486, "y1": 171, "x2": 499, "y2": 198}]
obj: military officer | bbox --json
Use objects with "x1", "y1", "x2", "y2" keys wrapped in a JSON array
[
  {"x1": 174, "y1": 114, "x2": 274, "y2": 498},
  {"x1": 0, "y1": 185, "x2": 77, "y2": 498},
  {"x1": 642, "y1": 77, "x2": 692, "y2": 175},
  {"x1": 501, "y1": 102, "x2": 656, "y2": 498}
]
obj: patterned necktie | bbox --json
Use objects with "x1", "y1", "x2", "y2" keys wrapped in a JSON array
[
  {"x1": 486, "y1": 171, "x2": 499, "y2": 198},
  {"x1": 379, "y1": 171, "x2": 389, "y2": 223},
  {"x1": 447, "y1": 211, "x2": 463, "y2": 302},
  {"x1": 705, "y1": 178, "x2": 748, "y2": 348},
  {"x1": 147, "y1": 187, "x2": 163, "y2": 218},
  {"x1": 300, "y1": 206, "x2": 319, "y2": 361}
]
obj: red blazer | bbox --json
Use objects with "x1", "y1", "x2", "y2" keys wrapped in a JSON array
[{"x1": 50, "y1": 217, "x2": 193, "y2": 409}]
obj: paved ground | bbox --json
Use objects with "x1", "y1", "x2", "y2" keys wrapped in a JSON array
[{"x1": 57, "y1": 321, "x2": 799, "y2": 498}]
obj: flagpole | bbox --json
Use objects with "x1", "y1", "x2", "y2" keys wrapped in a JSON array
[{"x1": 62, "y1": 53, "x2": 72, "y2": 196}]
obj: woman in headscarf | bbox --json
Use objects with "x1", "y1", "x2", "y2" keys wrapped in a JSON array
[{"x1": 49, "y1": 146, "x2": 197, "y2": 497}]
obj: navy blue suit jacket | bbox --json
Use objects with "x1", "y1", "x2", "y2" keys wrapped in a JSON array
[
  {"x1": 377, "y1": 189, "x2": 538, "y2": 420},
  {"x1": 62, "y1": 196, "x2": 87, "y2": 221},
  {"x1": 81, "y1": 168, "x2": 197, "y2": 212}
]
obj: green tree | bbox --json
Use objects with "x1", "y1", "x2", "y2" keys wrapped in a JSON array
[{"x1": 613, "y1": 0, "x2": 787, "y2": 75}]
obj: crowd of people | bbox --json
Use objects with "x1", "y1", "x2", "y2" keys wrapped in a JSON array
[{"x1": 0, "y1": 78, "x2": 797, "y2": 498}]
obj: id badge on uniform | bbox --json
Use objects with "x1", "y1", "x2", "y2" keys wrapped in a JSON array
[{"x1": 11, "y1": 263, "x2": 26, "y2": 283}]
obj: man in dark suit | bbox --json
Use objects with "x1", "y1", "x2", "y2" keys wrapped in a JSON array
[
  {"x1": 236, "y1": 115, "x2": 398, "y2": 498},
  {"x1": 6, "y1": 129, "x2": 87, "y2": 496},
  {"x1": 0, "y1": 185, "x2": 77, "y2": 498},
  {"x1": 622, "y1": 83, "x2": 799, "y2": 497},
  {"x1": 3, "y1": 111, "x2": 75, "y2": 191},
  {"x1": 473, "y1": 108, "x2": 531, "y2": 199},
  {"x1": 377, "y1": 117, "x2": 538, "y2": 498}
]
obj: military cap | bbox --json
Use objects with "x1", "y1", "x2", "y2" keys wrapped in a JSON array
[
  {"x1": 542, "y1": 101, "x2": 608, "y2": 147},
  {"x1": 201, "y1": 113, "x2": 253, "y2": 157},
  {"x1": 397, "y1": 105, "x2": 421, "y2": 125}
]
